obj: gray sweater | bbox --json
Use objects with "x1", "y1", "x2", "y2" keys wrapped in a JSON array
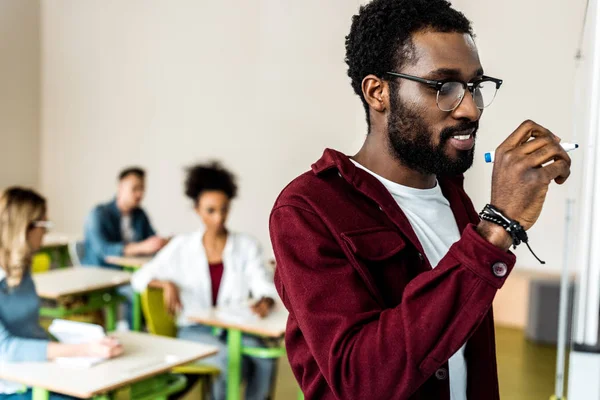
[{"x1": 0, "y1": 269, "x2": 49, "y2": 393}]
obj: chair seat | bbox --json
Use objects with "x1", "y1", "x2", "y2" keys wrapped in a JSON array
[{"x1": 172, "y1": 362, "x2": 220, "y2": 376}]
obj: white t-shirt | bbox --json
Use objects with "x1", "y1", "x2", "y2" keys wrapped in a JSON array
[
  {"x1": 121, "y1": 215, "x2": 135, "y2": 243},
  {"x1": 352, "y1": 160, "x2": 467, "y2": 400}
]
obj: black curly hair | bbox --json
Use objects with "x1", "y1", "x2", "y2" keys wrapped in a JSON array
[
  {"x1": 184, "y1": 162, "x2": 238, "y2": 204},
  {"x1": 345, "y1": 0, "x2": 473, "y2": 128}
]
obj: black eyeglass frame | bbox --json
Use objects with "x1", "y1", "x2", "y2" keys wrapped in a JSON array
[{"x1": 385, "y1": 71, "x2": 503, "y2": 111}]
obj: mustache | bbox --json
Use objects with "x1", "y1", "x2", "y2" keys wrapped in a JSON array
[{"x1": 440, "y1": 121, "x2": 479, "y2": 142}]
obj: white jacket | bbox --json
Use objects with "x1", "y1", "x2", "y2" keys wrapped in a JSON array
[{"x1": 131, "y1": 229, "x2": 278, "y2": 327}]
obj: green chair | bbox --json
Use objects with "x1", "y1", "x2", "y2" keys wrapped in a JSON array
[
  {"x1": 31, "y1": 253, "x2": 52, "y2": 274},
  {"x1": 140, "y1": 288, "x2": 221, "y2": 399},
  {"x1": 128, "y1": 373, "x2": 188, "y2": 400}
]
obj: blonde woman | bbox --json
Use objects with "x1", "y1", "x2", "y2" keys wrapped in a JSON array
[{"x1": 0, "y1": 187, "x2": 123, "y2": 400}]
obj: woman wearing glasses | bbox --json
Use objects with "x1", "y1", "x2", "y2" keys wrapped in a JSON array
[
  {"x1": 131, "y1": 162, "x2": 278, "y2": 400},
  {"x1": 0, "y1": 187, "x2": 123, "y2": 400}
]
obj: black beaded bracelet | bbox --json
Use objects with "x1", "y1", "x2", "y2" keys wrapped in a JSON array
[{"x1": 479, "y1": 204, "x2": 545, "y2": 264}]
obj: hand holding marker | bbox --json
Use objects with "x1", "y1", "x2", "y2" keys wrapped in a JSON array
[{"x1": 484, "y1": 143, "x2": 579, "y2": 163}]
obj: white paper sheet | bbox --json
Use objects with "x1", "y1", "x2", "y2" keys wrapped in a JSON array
[{"x1": 48, "y1": 319, "x2": 107, "y2": 368}]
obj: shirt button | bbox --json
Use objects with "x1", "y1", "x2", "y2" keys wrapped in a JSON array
[
  {"x1": 435, "y1": 368, "x2": 448, "y2": 380},
  {"x1": 418, "y1": 253, "x2": 424, "y2": 261},
  {"x1": 492, "y1": 262, "x2": 508, "y2": 277}
]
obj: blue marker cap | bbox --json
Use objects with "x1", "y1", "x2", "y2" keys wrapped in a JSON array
[{"x1": 484, "y1": 153, "x2": 492, "y2": 163}]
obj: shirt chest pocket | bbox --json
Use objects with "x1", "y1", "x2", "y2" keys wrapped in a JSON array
[{"x1": 341, "y1": 227, "x2": 418, "y2": 307}]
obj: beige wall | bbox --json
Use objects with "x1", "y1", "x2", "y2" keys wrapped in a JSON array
[
  {"x1": 453, "y1": 0, "x2": 588, "y2": 271},
  {"x1": 40, "y1": 0, "x2": 588, "y2": 272},
  {"x1": 40, "y1": 0, "x2": 365, "y2": 249},
  {"x1": 0, "y1": 0, "x2": 40, "y2": 189}
]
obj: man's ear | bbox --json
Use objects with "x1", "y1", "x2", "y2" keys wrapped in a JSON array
[{"x1": 362, "y1": 74, "x2": 389, "y2": 113}]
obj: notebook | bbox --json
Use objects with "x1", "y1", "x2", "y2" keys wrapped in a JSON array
[{"x1": 48, "y1": 319, "x2": 107, "y2": 368}]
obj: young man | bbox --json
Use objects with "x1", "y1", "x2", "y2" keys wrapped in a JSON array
[
  {"x1": 83, "y1": 167, "x2": 167, "y2": 267},
  {"x1": 83, "y1": 167, "x2": 167, "y2": 329},
  {"x1": 269, "y1": 1, "x2": 571, "y2": 399}
]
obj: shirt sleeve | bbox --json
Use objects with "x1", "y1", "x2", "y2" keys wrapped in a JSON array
[
  {"x1": 0, "y1": 318, "x2": 48, "y2": 362},
  {"x1": 131, "y1": 237, "x2": 179, "y2": 293}
]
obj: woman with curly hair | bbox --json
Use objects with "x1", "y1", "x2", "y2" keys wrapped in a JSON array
[{"x1": 132, "y1": 162, "x2": 277, "y2": 400}]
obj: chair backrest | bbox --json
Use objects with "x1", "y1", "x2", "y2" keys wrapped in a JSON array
[
  {"x1": 31, "y1": 253, "x2": 52, "y2": 274},
  {"x1": 140, "y1": 287, "x2": 177, "y2": 337},
  {"x1": 68, "y1": 240, "x2": 85, "y2": 266}
]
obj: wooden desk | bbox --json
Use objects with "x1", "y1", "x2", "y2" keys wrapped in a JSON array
[
  {"x1": 105, "y1": 256, "x2": 152, "y2": 270},
  {"x1": 104, "y1": 257, "x2": 153, "y2": 332},
  {"x1": 42, "y1": 233, "x2": 75, "y2": 248},
  {"x1": 34, "y1": 267, "x2": 132, "y2": 331},
  {"x1": 34, "y1": 267, "x2": 131, "y2": 299},
  {"x1": 0, "y1": 331, "x2": 218, "y2": 399},
  {"x1": 40, "y1": 233, "x2": 78, "y2": 268},
  {"x1": 189, "y1": 307, "x2": 288, "y2": 338},
  {"x1": 189, "y1": 306, "x2": 288, "y2": 400}
]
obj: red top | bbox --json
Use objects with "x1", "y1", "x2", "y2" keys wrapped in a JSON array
[
  {"x1": 269, "y1": 149, "x2": 516, "y2": 400},
  {"x1": 208, "y1": 262, "x2": 224, "y2": 306}
]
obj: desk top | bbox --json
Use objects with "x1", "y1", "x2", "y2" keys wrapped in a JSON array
[
  {"x1": 33, "y1": 267, "x2": 132, "y2": 299},
  {"x1": 105, "y1": 256, "x2": 152, "y2": 269},
  {"x1": 188, "y1": 306, "x2": 288, "y2": 338},
  {"x1": 0, "y1": 331, "x2": 218, "y2": 398},
  {"x1": 42, "y1": 233, "x2": 78, "y2": 248}
]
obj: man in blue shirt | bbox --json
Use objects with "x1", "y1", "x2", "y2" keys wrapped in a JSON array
[
  {"x1": 83, "y1": 167, "x2": 167, "y2": 267},
  {"x1": 83, "y1": 167, "x2": 167, "y2": 329}
]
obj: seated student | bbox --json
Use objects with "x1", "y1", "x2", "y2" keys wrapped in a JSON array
[
  {"x1": 83, "y1": 167, "x2": 167, "y2": 267},
  {"x1": 83, "y1": 167, "x2": 168, "y2": 329},
  {"x1": 0, "y1": 187, "x2": 122, "y2": 400},
  {"x1": 132, "y1": 162, "x2": 277, "y2": 400}
]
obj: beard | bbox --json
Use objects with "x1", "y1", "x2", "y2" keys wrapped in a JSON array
[{"x1": 387, "y1": 91, "x2": 478, "y2": 176}]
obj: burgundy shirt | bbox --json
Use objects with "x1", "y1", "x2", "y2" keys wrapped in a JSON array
[
  {"x1": 269, "y1": 149, "x2": 516, "y2": 400},
  {"x1": 209, "y1": 262, "x2": 224, "y2": 306}
]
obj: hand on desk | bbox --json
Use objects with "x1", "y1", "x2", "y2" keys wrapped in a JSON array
[
  {"x1": 85, "y1": 337, "x2": 123, "y2": 359},
  {"x1": 250, "y1": 297, "x2": 275, "y2": 318},
  {"x1": 125, "y1": 235, "x2": 168, "y2": 256},
  {"x1": 142, "y1": 236, "x2": 169, "y2": 254}
]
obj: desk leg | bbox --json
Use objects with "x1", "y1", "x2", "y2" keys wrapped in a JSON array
[
  {"x1": 226, "y1": 328, "x2": 243, "y2": 400},
  {"x1": 105, "y1": 300, "x2": 117, "y2": 332},
  {"x1": 58, "y1": 245, "x2": 70, "y2": 268},
  {"x1": 132, "y1": 292, "x2": 141, "y2": 332},
  {"x1": 32, "y1": 387, "x2": 49, "y2": 400}
]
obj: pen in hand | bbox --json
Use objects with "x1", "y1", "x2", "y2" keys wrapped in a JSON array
[{"x1": 484, "y1": 143, "x2": 578, "y2": 163}]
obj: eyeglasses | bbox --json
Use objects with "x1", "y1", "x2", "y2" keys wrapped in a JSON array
[
  {"x1": 30, "y1": 220, "x2": 53, "y2": 231},
  {"x1": 385, "y1": 71, "x2": 503, "y2": 112}
]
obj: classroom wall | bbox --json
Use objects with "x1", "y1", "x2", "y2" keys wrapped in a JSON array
[
  {"x1": 40, "y1": 0, "x2": 588, "y2": 272},
  {"x1": 40, "y1": 0, "x2": 365, "y2": 250},
  {"x1": 0, "y1": 0, "x2": 40, "y2": 189},
  {"x1": 453, "y1": 0, "x2": 588, "y2": 271}
]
